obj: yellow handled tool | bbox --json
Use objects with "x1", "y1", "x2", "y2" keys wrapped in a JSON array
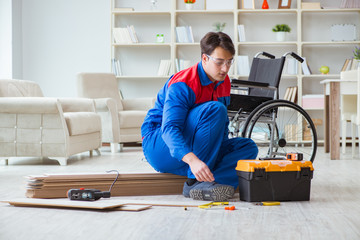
[
  {"x1": 198, "y1": 202, "x2": 229, "y2": 209},
  {"x1": 255, "y1": 201, "x2": 280, "y2": 206}
]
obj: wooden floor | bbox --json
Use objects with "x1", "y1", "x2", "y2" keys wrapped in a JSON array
[{"x1": 1, "y1": 146, "x2": 360, "y2": 240}]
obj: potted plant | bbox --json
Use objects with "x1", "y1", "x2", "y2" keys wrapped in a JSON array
[
  {"x1": 272, "y1": 24, "x2": 291, "y2": 41},
  {"x1": 184, "y1": 0, "x2": 196, "y2": 10},
  {"x1": 353, "y1": 46, "x2": 360, "y2": 60},
  {"x1": 353, "y1": 46, "x2": 360, "y2": 69},
  {"x1": 212, "y1": 22, "x2": 226, "y2": 32}
]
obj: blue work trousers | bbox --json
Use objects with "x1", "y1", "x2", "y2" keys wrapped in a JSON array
[{"x1": 142, "y1": 101, "x2": 258, "y2": 188}]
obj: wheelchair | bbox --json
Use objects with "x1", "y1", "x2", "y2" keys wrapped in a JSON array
[{"x1": 228, "y1": 52, "x2": 317, "y2": 162}]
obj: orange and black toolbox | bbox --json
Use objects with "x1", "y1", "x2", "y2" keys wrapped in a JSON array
[{"x1": 235, "y1": 160, "x2": 314, "y2": 202}]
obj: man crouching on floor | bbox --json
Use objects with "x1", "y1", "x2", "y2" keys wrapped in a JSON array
[{"x1": 141, "y1": 31, "x2": 258, "y2": 201}]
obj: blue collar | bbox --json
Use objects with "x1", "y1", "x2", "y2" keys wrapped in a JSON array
[{"x1": 197, "y1": 62, "x2": 224, "y2": 89}]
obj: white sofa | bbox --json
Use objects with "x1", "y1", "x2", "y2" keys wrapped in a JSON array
[
  {"x1": 77, "y1": 73, "x2": 155, "y2": 152},
  {"x1": 0, "y1": 79, "x2": 102, "y2": 165}
]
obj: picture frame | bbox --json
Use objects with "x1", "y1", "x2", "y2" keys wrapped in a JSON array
[
  {"x1": 242, "y1": 0, "x2": 255, "y2": 9},
  {"x1": 278, "y1": 0, "x2": 291, "y2": 9}
]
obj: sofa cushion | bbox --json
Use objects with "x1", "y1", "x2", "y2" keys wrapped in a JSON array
[
  {"x1": 0, "y1": 79, "x2": 44, "y2": 97},
  {"x1": 118, "y1": 110, "x2": 147, "y2": 128},
  {"x1": 64, "y1": 112, "x2": 101, "y2": 136}
]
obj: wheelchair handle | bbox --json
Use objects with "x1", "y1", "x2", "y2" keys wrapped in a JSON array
[
  {"x1": 255, "y1": 52, "x2": 275, "y2": 59},
  {"x1": 283, "y1": 52, "x2": 304, "y2": 63}
]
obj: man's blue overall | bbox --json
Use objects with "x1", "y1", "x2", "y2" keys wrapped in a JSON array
[{"x1": 141, "y1": 62, "x2": 258, "y2": 188}]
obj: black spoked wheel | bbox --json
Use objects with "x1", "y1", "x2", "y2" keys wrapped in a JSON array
[{"x1": 241, "y1": 100, "x2": 317, "y2": 162}]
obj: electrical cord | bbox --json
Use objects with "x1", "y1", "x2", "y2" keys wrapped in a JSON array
[
  {"x1": 67, "y1": 170, "x2": 120, "y2": 201},
  {"x1": 106, "y1": 170, "x2": 119, "y2": 193}
]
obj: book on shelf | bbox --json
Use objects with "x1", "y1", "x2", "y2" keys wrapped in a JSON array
[
  {"x1": 340, "y1": 0, "x2": 360, "y2": 8},
  {"x1": 287, "y1": 87, "x2": 295, "y2": 101},
  {"x1": 175, "y1": 27, "x2": 185, "y2": 43},
  {"x1": 290, "y1": 86, "x2": 298, "y2": 103},
  {"x1": 341, "y1": 59, "x2": 360, "y2": 71},
  {"x1": 237, "y1": 55, "x2": 250, "y2": 75},
  {"x1": 301, "y1": 2, "x2": 321, "y2": 9},
  {"x1": 187, "y1": 26, "x2": 194, "y2": 43},
  {"x1": 112, "y1": 58, "x2": 122, "y2": 77},
  {"x1": 127, "y1": 25, "x2": 139, "y2": 43},
  {"x1": 175, "y1": 59, "x2": 191, "y2": 72},
  {"x1": 113, "y1": 7, "x2": 134, "y2": 11},
  {"x1": 175, "y1": 59, "x2": 179, "y2": 73},
  {"x1": 283, "y1": 86, "x2": 297, "y2": 103},
  {"x1": 242, "y1": 0, "x2": 254, "y2": 9},
  {"x1": 350, "y1": 58, "x2": 359, "y2": 70},
  {"x1": 301, "y1": 57, "x2": 312, "y2": 75},
  {"x1": 175, "y1": 26, "x2": 194, "y2": 43},
  {"x1": 283, "y1": 87, "x2": 291, "y2": 101},
  {"x1": 341, "y1": 59, "x2": 351, "y2": 72},
  {"x1": 284, "y1": 58, "x2": 298, "y2": 75},
  {"x1": 237, "y1": 25, "x2": 246, "y2": 42},
  {"x1": 113, "y1": 25, "x2": 139, "y2": 44},
  {"x1": 113, "y1": 28, "x2": 130, "y2": 44},
  {"x1": 157, "y1": 60, "x2": 172, "y2": 76},
  {"x1": 346, "y1": 59, "x2": 353, "y2": 71}
]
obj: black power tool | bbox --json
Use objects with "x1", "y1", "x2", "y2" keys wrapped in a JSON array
[
  {"x1": 67, "y1": 188, "x2": 111, "y2": 201},
  {"x1": 67, "y1": 170, "x2": 119, "y2": 201}
]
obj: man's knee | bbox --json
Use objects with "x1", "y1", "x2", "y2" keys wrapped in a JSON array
[
  {"x1": 242, "y1": 138, "x2": 258, "y2": 158},
  {"x1": 208, "y1": 101, "x2": 227, "y2": 113},
  {"x1": 202, "y1": 101, "x2": 227, "y2": 119},
  {"x1": 247, "y1": 138, "x2": 259, "y2": 156},
  {"x1": 232, "y1": 137, "x2": 258, "y2": 158}
]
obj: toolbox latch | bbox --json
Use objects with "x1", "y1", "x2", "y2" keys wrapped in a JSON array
[
  {"x1": 297, "y1": 167, "x2": 313, "y2": 180},
  {"x1": 252, "y1": 168, "x2": 267, "y2": 180}
]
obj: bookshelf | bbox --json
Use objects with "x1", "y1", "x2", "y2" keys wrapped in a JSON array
[{"x1": 110, "y1": 0, "x2": 360, "y2": 142}]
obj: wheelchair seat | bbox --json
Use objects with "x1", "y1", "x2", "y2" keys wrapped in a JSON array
[{"x1": 227, "y1": 94, "x2": 272, "y2": 113}]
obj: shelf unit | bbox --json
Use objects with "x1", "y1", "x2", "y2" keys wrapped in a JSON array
[{"x1": 111, "y1": 0, "x2": 360, "y2": 141}]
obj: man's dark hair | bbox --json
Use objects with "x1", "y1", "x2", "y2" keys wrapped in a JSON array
[{"x1": 200, "y1": 32, "x2": 235, "y2": 56}]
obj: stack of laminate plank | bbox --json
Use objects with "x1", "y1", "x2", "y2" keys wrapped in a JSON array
[{"x1": 25, "y1": 172, "x2": 187, "y2": 199}]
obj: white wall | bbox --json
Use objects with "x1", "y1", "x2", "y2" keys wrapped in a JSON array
[
  {"x1": 0, "y1": 0, "x2": 12, "y2": 78},
  {"x1": 21, "y1": 0, "x2": 110, "y2": 97},
  {"x1": 12, "y1": 0, "x2": 22, "y2": 79}
]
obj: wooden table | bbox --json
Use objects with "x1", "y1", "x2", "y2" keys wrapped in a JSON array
[{"x1": 320, "y1": 79, "x2": 357, "y2": 160}]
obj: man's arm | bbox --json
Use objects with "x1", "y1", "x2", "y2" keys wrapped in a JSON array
[
  {"x1": 161, "y1": 82, "x2": 214, "y2": 182},
  {"x1": 161, "y1": 82, "x2": 194, "y2": 160},
  {"x1": 182, "y1": 152, "x2": 214, "y2": 182}
]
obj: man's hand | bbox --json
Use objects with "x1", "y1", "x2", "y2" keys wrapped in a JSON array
[{"x1": 182, "y1": 152, "x2": 214, "y2": 182}]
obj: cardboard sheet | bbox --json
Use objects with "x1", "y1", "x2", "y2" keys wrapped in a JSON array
[{"x1": 2, "y1": 198, "x2": 152, "y2": 211}]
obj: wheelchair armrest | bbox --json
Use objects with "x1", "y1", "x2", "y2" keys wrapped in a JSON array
[
  {"x1": 231, "y1": 79, "x2": 269, "y2": 87},
  {"x1": 231, "y1": 79, "x2": 277, "y2": 91}
]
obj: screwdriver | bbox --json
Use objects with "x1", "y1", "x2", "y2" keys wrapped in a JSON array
[{"x1": 255, "y1": 201, "x2": 280, "y2": 206}]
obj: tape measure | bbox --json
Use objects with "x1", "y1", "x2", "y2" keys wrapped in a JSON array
[{"x1": 286, "y1": 152, "x2": 303, "y2": 161}]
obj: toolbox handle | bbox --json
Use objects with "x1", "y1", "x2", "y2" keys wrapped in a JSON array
[
  {"x1": 251, "y1": 168, "x2": 268, "y2": 180},
  {"x1": 296, "y1": 167, "x2": 313, "y2": 180}
]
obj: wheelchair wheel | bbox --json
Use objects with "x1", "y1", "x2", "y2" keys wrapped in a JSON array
[{"x1": 241, "y1": 100, "x2": 317, "y2": 162}]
